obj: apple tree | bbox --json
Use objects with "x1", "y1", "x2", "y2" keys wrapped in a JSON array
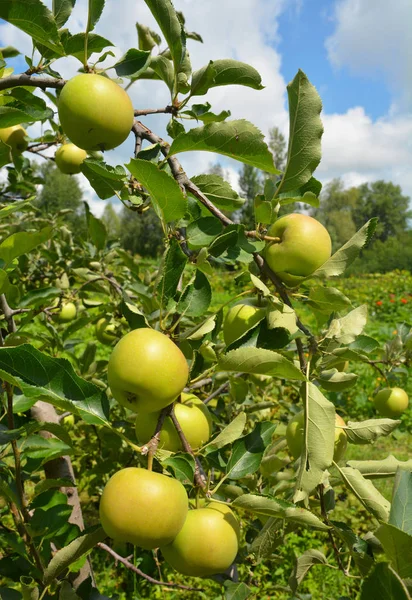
[{"x1": 0, "y1": 0, "x2": 411, "y2": 598}]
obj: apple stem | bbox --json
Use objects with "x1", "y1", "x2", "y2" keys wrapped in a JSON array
[
  {"x1": 170, "y1": 407, "x2": 207, "y2": 489},
  {"x1": 144, "y1": 405, "x2": 173, "y2": 471}
]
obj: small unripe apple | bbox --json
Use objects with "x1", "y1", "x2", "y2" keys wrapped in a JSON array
[
  {"x1": 58, "y1": 74, "x2": 134, "y2": 151},
  {"x1": 161, "y1": 505, "x2": 239, "y2": 576},
  {"x1": 373, "y1": 387, "x2": 409, "y2": 418},
  {"x1": 286, "y1": 412, "x2": 347, "y2": 462},
  {"x1": 99, "y1": 468, "x2": 188, "y2": 549},
  {"x1": 264, "y1": 214, "x2": 332, "y2": 287},
  {"x1": 223, "y1": 297, "x2": 267, "y2": 346},
  {"x1": 55, "y1": 143, "x2": 87, "y2": 174},
  {"x1": 57, "y1": 302, "x2": 77, "y2": 322},
  {"x1": 107, "y1": 328, "x2": 189, "y2": 413},
  {"x1": 0, "y1": 125, "x2": 28, "y2": 154},
  {"x1": 95, "y1": 318, "x2": 117, "y2": 345},
  {"x1": 135, "y1": 392, "x2": 212, "y2": 451}
]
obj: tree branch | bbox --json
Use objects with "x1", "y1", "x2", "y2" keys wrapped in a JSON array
[
  {"x1": 134, "y1": 106, "x2": 175, "y2": 117},
  {"x1": 170, "y1": 407, "x2": 206, "y2": 489},
  {"x1": 0, "y1": 73, "x2": 65, "y2": 92},
  {"x1": 97, "y1": 542, "x2": 203, "y2": 591},
  {"x1": 140, "y1": 404, "x2": 173, "y2": 470}
]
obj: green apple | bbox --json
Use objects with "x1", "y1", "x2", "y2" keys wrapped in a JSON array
[
  {"x1": 58, "y1": 74, "x2": 134, "y2": 151},
  {"x1": 373, "y1": 387, "x2": 409, "y2": 418},
  {"x1": 264, "y1": 214, "x2": 332, "y2": 287},
  {"x1": 99, "y1": 468, "x2": 188, "y2": 549},
  {"x1": 223, "y1": 297, "x2": 267, "y2": 346},
  {"x1": 0, "y1": 125, "x2": 28, "y2": 154},
  {"x1": 57, "y1": 302, "x2": 77, "y2": 322},
  {"x1": 95, "y1": 318, "x2": 117, "y2": 345},
  {"x1": 55, "y1": 143, "x2": 87, "y2": 174},
  {"x1": 286, "y1": 412, "x2": 347, "y2": 462},
  {"x1": 161, "y1": 505, "x2": 239, "y2": 576},
  {"x1": 107, "y1": 328, "x2": 189, "y2": 413},
  {"x1": 135, "y1": 392, "x2": 212, "y2": 451}
]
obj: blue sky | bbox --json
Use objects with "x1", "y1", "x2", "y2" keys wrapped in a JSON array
[{"x1": 0, "y1": 0, "x2": 411, "y2": 214}]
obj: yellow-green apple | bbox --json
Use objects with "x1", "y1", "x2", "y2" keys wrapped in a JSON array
[
  {"x1": 223, "y1": 297, "x2": 267, "y2": 346},
  {"x1": 286, "y1": 412, "x2": 347, "y2": 462},
  {"x1": 55, "y1": 143, "x2": 87, "y2": 174},
  {"x1": 57, "y1": 302, "x2": 77, "y2": 322},
  {"x1": 373, "y1": 387, "x2": 409, "y2": 418},
  {"x1": 264, "y1": 214, "x2": 332, "y2": 287},
  {"x1": 0, "y1": 125, "x2": 28, "y2": 154},
  {"x1": 107, "y1": 328, "x2": 189, "y2": 413},
  {"x1": 99, "y1": 468, "x2": 188, "y2": 549},
  {"x1": 161, "y1": 505, "x2": 239, "y2": 576},
  {"x1": 95, "y1": 318, "x2": 117, "y2": 345},
  {"x1": 58, "y1": 74, "x2": 134, "y2": 151},
  {"x1": 135, "y1": 392, "x2": 212, "y2": 451}
]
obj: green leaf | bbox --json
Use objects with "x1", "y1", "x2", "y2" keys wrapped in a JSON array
[
  {"x1": 331, "y1": 521, "x2": 374, "y2": 576},
  {"x1": 325, "y1": 305, "x2": 368, "y2": 345},
  {"x1": 0, "y1": 46, "x2": 20, "y2": 58},
  {"x1": 278, "y1": 177, "x2": 322, "y2": 208},
  {"x1": 156, "y1": 238, "x2": 187, "y2": 304},
  {"x1": 294, "y1": 383, "x2": 336, "y2": 502},
  {"x1": 63, "y1": 33, "x2": 113, "y2": 63},
  {"x1": 127, "y1": 159, "x2": 187, "y2": 223},
  {"x1": 0, "y1": 227, "x2": 52, "y2": 268},
  {"x1": 190, "y1": 174, "x2": 245, "y2": 211},
  {"x1": 0, "y1": 90, "x2": 54, "y2": 127},
  {"x1": 191, "y1": 59, "x2": 263, "y2": 97},
  {"x1": 80, "y1": 160, "x2": 125, "y2": 200},
  {"x1": 218, "y1": 347, "x2": 305, "y2": 381},
  {"x1": 232, "y1": 495, "x2": 329, "y2": 531},
  {"x1": 162, "y1": 454, "x2": 195, "y2": 484},
  {"x1": 277, "y1": 70, "x2": 323, "y2": 194},
  {"x1": 43, "y1": 527, "x2": 106, "y2": 585},
  {"x1": 18, "y1": 286, "x2": 60, "y2": 309},
  {"x1": 0, "y1": 345, "x2": 109, "y2": 426},
  {"x1": 203, "y1": 412, "x2": 246, "y2": 451},
  {"x1": 224, "y1": 581, "x2": 251, "y2": 600},
  {"x1": 250, "y1": 518, "x2": 284, "y2": 560},
  {"x1": 347, "y1": 456, "x2": 412, "y2": 479},
  {"x1": 375, "y1": 523, "x2": 412, "y2": 578},
  {"x1": 86, "y1": 0, "x2": 105, "y2": 32},
  {"x1": 149, "y1": 55, "x2": 174, "y2": 92},
  {"x1": 307, "y1": 286, "x2": 352, "y2": 314},
  {"x1": 136, "y1": 22, "x2": 161, "y2": 51},
  {"x1": 59, "y1": 581, "x2": 81, "y2": 600},
  {"x1": 186, "y1": 216, "x2": 223, "y2": 249},
  {"x1": 190, "y1": 61, "x2": 216, "y2": 96},
  {"x1": 226, "y1": 422, "x2": 276, "y2": 479},
  {"x1": 289, "y1": 549, "x2": 328, "y2": 593},
  {"x1": 177, "y1": 270, "x2": 211, "y2": 317},
  {"x1": 169, "y1": 120, "x2": 279, "y2": 173},
  {"x1": 34, "y1": 478, "x2": 75, "y2": 497},
  {"x1": 360, "y1": 562, "x2": 410, "y2": 600},
  {"x1": 166, "y1": 118, "x2": 185, "y2": 139},
  {"x1": 114, "y1": 48, "x2": 151, "y2": 77},
  {"x1": 390, "y1": 469, "x2": 412, "y2": 535},
  {"x1": 84, "y1": 202, "x2": 107, "y2": 250},
  {"x1": 23, "y1": 435, "x2": 73, "y2": 464},
  {"x1": 53, "y1": 0, "x2": 75, "y2": 28},
  {"x1": 313, "y1": 219, "x2": 378, "y2": 278},
  {"x1": 0, "y1": 199, "x2": 34, "y2": 220},
  {"x1": 142, "y1": 0, "x2": 185, "y2": 76},
  {"x1": 0, "y1": 0, "x2": 64, "y2": 56},
  {"x1": 0, "y1": 269, "x2": 10, "y2": 295},
  {"x1": 317, "y1": 369, "x2": 358, "y2": 392},
  {"x1": 180, "y1": 314, "x2": 216, "y2": 341},
  {"x1": 120, "y1": 298, "x2": 148, "y2": 330},
  {"x1": 208, "y1": 224, "x2": 239, "y2": 257},
  {"x1": 338, "y1": 466, "x2": 391, "y2": 521},
  {"x1": 0, "y1": 141, "x2": 12, "y2": 168},
  {"x1": 345, "y1": 419, "x2": 401, "y2": 445}
]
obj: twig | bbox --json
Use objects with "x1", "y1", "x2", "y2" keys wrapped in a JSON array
[
  {"x1": 97, "y1": 542, "x2": 203, "y2": 591},
  {"x1": 170, "y1": 407, "x2": 206, "y2": 488},
  {"x1": 0, "y1": 294, "x2": 17, "y2": 333},
  {"x1": 203, "y1": 374, "x2": 241, "y2": 405},
  {"x1": 0, "y1": 73, "x2": 65, "y2": 92},
  {"x1": 318, "y1": 484, "x2": 346, "y2": 574},
  {"x1": 134, "y1": 106, "x2": 174, "y2": 116},
  {"x1": 141, "y1": 405, "x2": 173, "y2": 470}
]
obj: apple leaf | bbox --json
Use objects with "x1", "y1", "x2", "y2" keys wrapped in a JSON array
[
  {"x1": 0, "y1": 0, "x2": 64, "y2": 56},
  {"x1": 277, "y1": 70, "x2": 323, "y2": 194},
  {"x1": 347, "y1": 456, "x2": 412, "y2": 479},
  {"x1": 0, "y1": 89, "x2": 54, "y2": 128},
  {"x1": 337, "y1": 466, "x2": 391, "y2": 522},
  {"x1": 80, "y1": 160, "x2": 126, "y2": 200},
  {"x1": 162, "y1": 454, "x2": 195, "y2": 484},
  {"x1": 127, "y1": 159, "x2": 187, "y2": 223},
  {"x1": 360, "y1": 562, "x2": 411, "y2": 600},
  {"x1": 250, "y1": 518, "x2": 284, "y2": 560},
  {"x1": 177, "y1": 270, "x2": 211, "y2": 317},
  {"x1": 294, "y1": 383, "x2": 336, "y2": 502},
  {"x1": 390, "y1": 469, "x2": 412, "y2": 535},
  {"x1": 0, "y1": 345, "x2": 110, "y2": 426},
  {"x1": 0, "y1": 269, "x2": 10, "y2": 296},
  {"x1": 313, "y1": 219, "x2": 378, "y2": 278},
  {"x1": 344, "y1": 419, "x2": 401, "y2": 445},
  {"x1": 63, "y1": 32, "x2": 114, "y2": 63},
  {"x1": 289, "y1": 549, "x2": 328, "y2": 593},
  {"x1": 86, "y1": 0, "x2": 105, "y2": 33},
  {"x1": 307, "y1": 286, "x2": 352, "y2": 314},
  {"x1": 157, "y1": 238, "x2": 187, "y2": 305},
  {"x1": 186, "y1": 216, "x2": 223, "y2": 248},
  {"x1": 142, "y1": 0, "x2": 185, "y2": 75},
  {"x1": 325, "y1": 305, "x2": 368, "y2": 345},
  {"x1": 53, "y1": 0, "x2": 75, "y2": 29},
  {"x1": 169, "y1": 120, "x2": 280, "y2": 174},
  {"x1": 203, "y1": 412, "x2": 247, "y2": 451},
  {"x1": 218, "y1": 347, "x2": 306, "y2": 381},
  {"x1": 224, "y1": 581, "x2": 251, "y2": 600},
  {"x1": 148, "y1": 54, "x2": 174, "y2": 93},
  {"x1": 0, "y1": 227, "x2": 52, "y2": 269},
  {"x1": 0, "y1": 141, "x2": 12, "y2": 168},
  {"x1": 191, "y1": 58, "x2": 263, "y2": 96},
  {"x1": 317, "y1": 369, "x2": 358, "y2": 392},
  {"x1": 0, "y1": 199, "x2": 34, "y2": 220},
  {"x1": 375, "y1": 524, "x2": 412, "y2": 579},
  {"x1": 190, "y1": 174, "x2": 245, "y2": 211},
  {"x1": 114, "y1": 48, "x2": 151, "y2": 77},
  {"x1": 226, "y1": 422, "x2": 276, "y2": 479},
  {"x1": 84, "y1": 202, "x2": 107, "y2": 250}
]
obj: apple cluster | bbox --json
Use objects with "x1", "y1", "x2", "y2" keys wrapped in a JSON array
[{"x1": 99, "y1": 328, "x2": 240, "y2": 577}]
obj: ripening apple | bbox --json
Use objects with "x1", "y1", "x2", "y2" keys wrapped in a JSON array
[
  {"x1": 135, "y1": 392, "x2": 212, "y2": 451},
  {"x1": 107, "y1": 328, "x2": 189, "y2": 413},
  {"x1": 286, "y1": 412, "x2": 347, "y2": 462},
  {"x1": 223, "y1": 297, "x2": 267, "y2": 346},
  {"x1": 58, "y1": 74, "x2": 134, "y2": 151},
  {"x1": 57, "y1": 302, "x2": 77, "y2": 322},
  {"x1": 264, "y1": 214, "x2": 332, "y2": 287},
  {"x1": 161, "y1": 505, "x2": 239, "y2": 576},
  {"x1": 373, "y1": 387, "x2": 409, "y2": 418},
  {"x1": 0, "y1": 125, "x2": 28, "y2": 154},
  {"x1": 55, "y1": 143, "x2": 87, "y2": 174},
  {"x1": 95, "y1": 318, "x2": 117, "y2": 345},
  {"x1": 99, "y1": 468, "x2": 188, "y2": 549}
]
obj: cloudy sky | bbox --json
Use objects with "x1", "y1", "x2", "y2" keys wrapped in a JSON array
[{"x1": 1, "y1": 0, "x2": 411, "y2": 215}]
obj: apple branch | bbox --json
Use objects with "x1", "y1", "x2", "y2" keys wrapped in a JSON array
[
  {"x1": 141, "y1": 404, "x2": 173, "y2": 470},
  {"x1": 169, "y1": 407, "x2": 206, "y2": 489},
  {"x1": 0, "y1": 73, "x2": 65, "y2": 91},
  {"x1": 97, "y1": 542, "x2": 203, "y2": 591}
]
